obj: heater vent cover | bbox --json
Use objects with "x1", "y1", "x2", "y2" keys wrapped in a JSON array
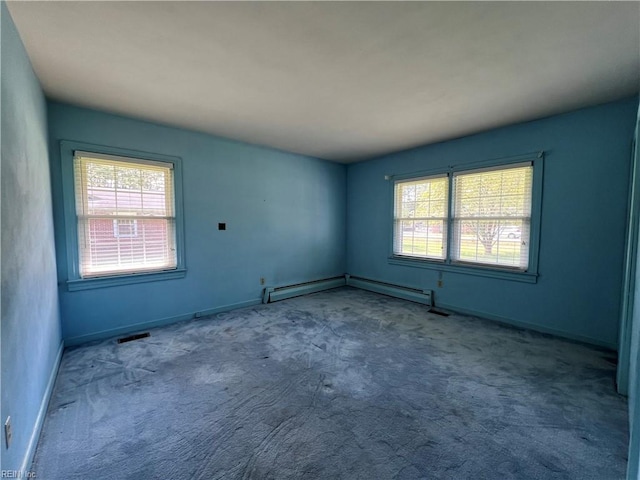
[{"x1": 117, "y1": 332, "x2": 150, "y2": 344}]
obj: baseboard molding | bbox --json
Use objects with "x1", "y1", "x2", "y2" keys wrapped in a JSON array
[
  {"x1": 20, "y1": 340, "x2": 64, "y2": 474},
  {"x1": 193, "y1": 299, "x2": 262, "y2": 318},
  {"x1": 263, "y1": 276, "x2": 347, "y2": 303},
  {"x1": 437, "y1": 302, "x2": 617, "y2": 350},
  {"x1": 64, "y1": 298, "x2": 262, "y2": 347},
  {"x1": 346, "y1": 275, "x2": 433, "y2": 307},
  {"x1": 342, "y1": 274, "x2": 613, "y2": 350}
]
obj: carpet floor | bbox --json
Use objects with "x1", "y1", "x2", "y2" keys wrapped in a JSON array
[{"x1": 32, "y1": 287, "x2": 628, "y2": 479}]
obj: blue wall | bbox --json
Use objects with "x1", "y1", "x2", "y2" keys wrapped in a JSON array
[
  {"x1": 347, "y1": 98, "x2": 638, "y2": 349},
  {"x1": 47, "y1": 102, "x2": 346, "y2": 344},
  {"x1": 626, "y1": 101, "x2": 640, "y2": 480},
  {"x1": 1, "y1": 3, "x2": 62, "y2": 473}
]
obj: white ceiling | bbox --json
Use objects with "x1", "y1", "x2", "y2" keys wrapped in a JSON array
[{"x1": 7, "y1": 1, "x2": 640, "y2": 163}]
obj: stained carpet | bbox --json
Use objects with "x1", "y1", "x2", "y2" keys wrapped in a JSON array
[{"x1": 32, "y1": 287, "x2": 628, "y2": 479}]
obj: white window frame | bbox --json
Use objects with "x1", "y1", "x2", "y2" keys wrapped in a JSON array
[
  {"x1": 113, "y1": 219, "x2": 139, "y2": 238},
  {"x1": 389, "y1": 152, "x2": 543, "y2": 283},
  {"x1": 60, "y1": 141, "x2": 186, "y2": 291},
  {"x1": 450, "y1": 162, "x2": 533, "y2": 270},
  {"x1": 393, "y1": 174, "x2": 449, "y2": 261}
]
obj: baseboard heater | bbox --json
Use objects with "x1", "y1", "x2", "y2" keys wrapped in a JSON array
[
  {"x1": 345, "y1": 275, "x2": 433, "y2": 308},
  {"x1": 262, "y1": 276, "x2": 347, "y2": 304}
]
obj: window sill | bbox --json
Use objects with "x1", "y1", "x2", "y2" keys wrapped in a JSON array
[
  {"x1": 66, "y1": 268, "x2": 187, "y2": 291},
  {"x1": 388, "y1": 256, "x2": 538, "y2": 283}
]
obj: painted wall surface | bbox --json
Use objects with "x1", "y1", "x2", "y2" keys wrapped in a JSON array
[
  {"x1": 1, "y1": 3, "x2": 62, "y2": 473},
  {"x1": 626, "y1": 101, "x2": 640, "y2": 480},
  {"x1": 347, "y1": 98, "x2": 638, "y2": 349},
  {"x1": 48, "y1": 102, "x2": 346, "y2": 344}
]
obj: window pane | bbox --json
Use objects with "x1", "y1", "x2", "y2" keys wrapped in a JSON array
[
  {"x1": 394, "y1": 175, "x2": 448, "y2": 260},
  {"x1": 452, "y1": 219, "x2": 530, "y2": 268},
  {"x1": 74, "y1": 154, "x2": 177, "y2": 278},
  {"x1": 454, "y1": 165, "x2": 532, "y2": 218},
  {"x1": 415, "y1": 201, "x2": 429, "y2": 217},
  {"x1": 429, "y1": 200, "x2": 446, "y2": 217},
  {"x1": 78, "y1": 218, "x2": 176, "y2": 277},
  {"x1": 452, "y1": 164, "x2": 532, "y2": 269},
  {"x1": 78, "y1": 158, "x2": 173, "y2": 218}
]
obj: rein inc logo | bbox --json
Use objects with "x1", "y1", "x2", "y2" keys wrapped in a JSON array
[{"x1": 1, "y1": 471, "x2": 36, "y2": 478}]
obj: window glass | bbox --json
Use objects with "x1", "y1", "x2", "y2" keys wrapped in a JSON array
[
  {"x1": 451, "y1": 164, "x2": 532, "y2": 269},
  {"x1": 392, "y1": 162, "x2": 534, "y2": 271},
  {"x1": 74, "y1": 154, "x2": 177, "y2": 277},
  {"x1": 393, "y1": 175, "x2": 448, "y2": 260}
]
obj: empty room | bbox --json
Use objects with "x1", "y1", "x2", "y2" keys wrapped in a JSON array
[{"x1": 2, "y1": 1, "x2": 640, "y2": 479}]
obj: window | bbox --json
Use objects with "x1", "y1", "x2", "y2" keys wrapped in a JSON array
[
  {"x1": 391, "y1": 156, "x2": 541, "y2": 280},
  {"x1": 74, "y1": 152, "x2": 177, "y2": 277},
  {"x1": 451, "y1": 163, "x2": 533, "y2": 269},
  {"x1": 113, "y1": 219, "x2": 138, "y2": 238},
  {"x1": 393, "y1": 175, "x2": 448, "y2": 260},
  {"x1": 61, "y1": 141, "x2": 186, "y2": 290}
]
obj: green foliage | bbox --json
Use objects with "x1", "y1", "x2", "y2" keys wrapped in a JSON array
[
  {"x1": 87, "y1": 162, "x2": 166, "y2": 192},
  {"x1": 398, "y1": 233, "x2": 522, "y2": 267},
  {"x1": 399, "y1": 177, "x2": 447, "y2": 219},
  {"x1": 454, "y1": 166, "x2": 531, "y2": 255}
]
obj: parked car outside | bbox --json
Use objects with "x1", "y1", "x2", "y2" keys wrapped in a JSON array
[{"x1": 500, "y1": 226, "x2": 521, "y2": 239}]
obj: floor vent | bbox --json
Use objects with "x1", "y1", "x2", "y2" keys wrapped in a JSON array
[
  {"x1": 117, "y1": 332, "x2": 150, "y2": 344},
  {"x1": 346, "y1": 275, "x2": 433, "y2": 307}
]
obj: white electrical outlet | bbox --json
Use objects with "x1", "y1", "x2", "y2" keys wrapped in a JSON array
[
  {"x1": 5, "y1": 416, "x2": 12, "y2": 448},
  {"x1": 260, "y1": 277, "x2": 265, "y2": 285}
]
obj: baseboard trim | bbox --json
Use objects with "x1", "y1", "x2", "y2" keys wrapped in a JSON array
[
  {"x1": 437, "y1": 302, "x2": 617, "y2": 350},
  {"x1": 64, "y1": 298, "x2": 262, "y2": 347},
  {"x1": 263, "y1": 276, "x2": 347, "y2": 303},
  {"x1": 20, "y1": 340, "x2": 64, "y2": 474},
  {"x1": 193, "y1": 299, "x2": 262, "y2": 318},
  {"x1": 346, "y1": 275, "x2": 433, "y2": 307}
]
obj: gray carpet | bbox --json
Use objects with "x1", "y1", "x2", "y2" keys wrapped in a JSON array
[{"x1": 33, "y1": 287, "x2": 628, "y2": 479}]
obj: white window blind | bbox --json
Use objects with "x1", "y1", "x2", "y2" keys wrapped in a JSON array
[
  {"x1": 451, "y1": 162, "x2": 533, "y2": 269},
  {"x1": 73, "y1": 152, "x2": 177, "y2": 278},
  {"x1": 394, "y1": 174, "x2": 449, "y2": 260}
]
